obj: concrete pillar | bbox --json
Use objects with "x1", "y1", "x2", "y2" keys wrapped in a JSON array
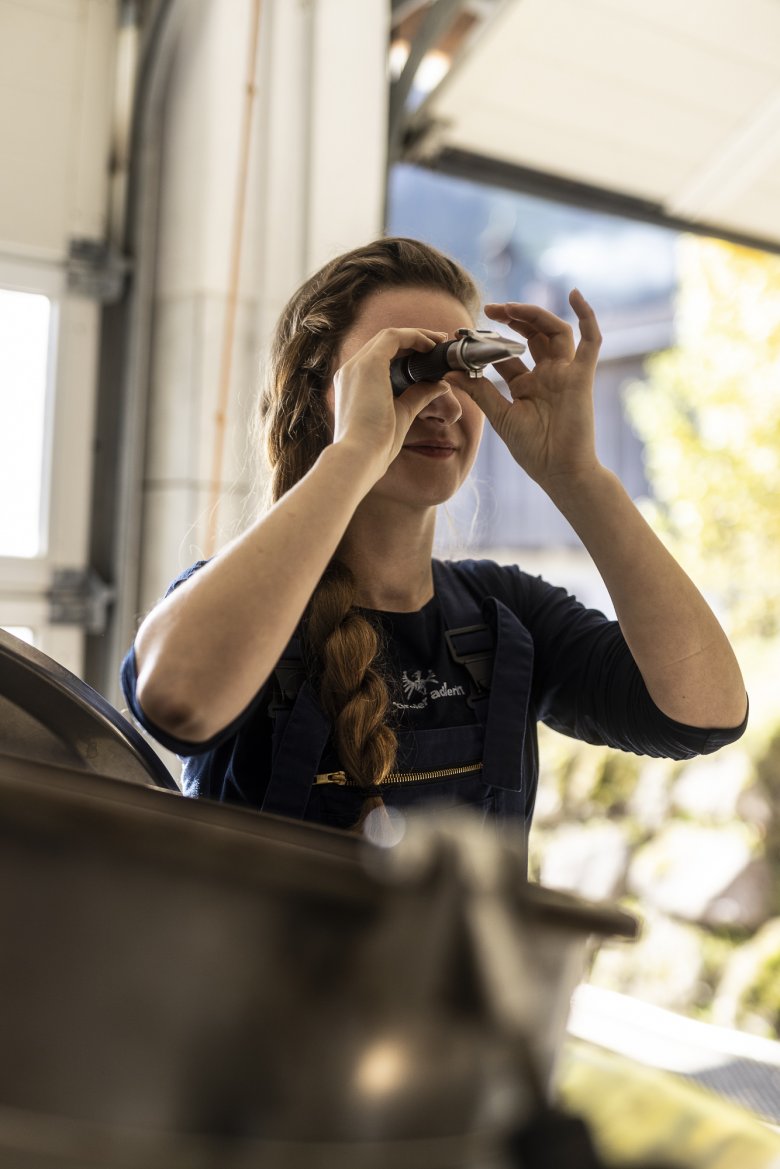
[{"x1": 139, "y1": 0, "x2": 389, "y2": 614}]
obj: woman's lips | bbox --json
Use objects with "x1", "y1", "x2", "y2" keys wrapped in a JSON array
[{"x1": 403, "y1": 444, "x2": 456, "y2": 458}]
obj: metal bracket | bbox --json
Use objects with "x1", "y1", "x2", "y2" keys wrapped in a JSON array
[
  {"x1": 388, "y1": 0, "x2": 467, "y2": 164},
  {"x1": 48, "y1": 568, "x2": 116, "y2": 634},
  {"x1": 66, "y1": 238, "x2": 131, "y2": 303}
]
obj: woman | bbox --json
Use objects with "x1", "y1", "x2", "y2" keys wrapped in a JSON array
[{"x1": 122, "y1": 237, "x2": 748, "y2": 832}]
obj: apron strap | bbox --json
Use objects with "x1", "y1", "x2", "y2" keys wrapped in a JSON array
[
  {"x1": 434, "y1": 558, "x2": 491, "y2": 710},
  {"x1": 267, "y1": 636, "x2": 307, "y2": 719},
  {"x1": 444, "y1": 623, "x2": 494, "y2": 695},
  {"x1": 480, "y1": 596, "x2": 534, "y2": 793},
  {"x1": 434, "y1": 560, "x2": 534, "y2": 794},
  {"x1": 261, "y1": 679, "x2": 332, "y2": 819}
]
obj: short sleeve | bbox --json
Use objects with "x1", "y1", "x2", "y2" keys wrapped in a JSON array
[{"x1": 164, "y1": 559, "x2": 210, "y2": 596}]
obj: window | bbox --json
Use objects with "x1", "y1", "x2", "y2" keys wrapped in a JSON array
[
  {"x1": 387, "y1": 164, "x2": 677, "y2": 554},
  {"x1": 0, "y1": 288, "x2": 53, "y2": 557},
  {"x1": 0, "y1": 258, "x2": 95, "y2": 676}
]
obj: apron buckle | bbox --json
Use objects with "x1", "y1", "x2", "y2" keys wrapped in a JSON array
[{"x1": 444, "y1": 624, "x2": 494, "y2": 693}]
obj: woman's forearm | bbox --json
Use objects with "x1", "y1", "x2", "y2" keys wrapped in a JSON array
[
  {"x1": 544, "y1": 465, "x2": 747, "y2": 728},
  {"x1": 133, "y1": 443, "x2": 378, "y2": 742}
]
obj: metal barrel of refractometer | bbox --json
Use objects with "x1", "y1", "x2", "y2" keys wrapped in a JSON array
[{"x1": 390, "y1": 337, "x2": 524, "y2": 395}]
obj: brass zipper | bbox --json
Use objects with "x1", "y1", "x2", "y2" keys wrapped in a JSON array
[{"x1": 314, "y1": 761, "x2": 483, "y2": 788}]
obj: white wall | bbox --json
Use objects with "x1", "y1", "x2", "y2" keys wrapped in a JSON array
[
  {"x1": 0, "y1": 0, "x2": 391, "y2": 667},
  {"x1": 0, "y1": 0, "x2": 117, "y2": 676},
  {"x1": 0, "y1": 0, "x2": 116, "y2": 261}
]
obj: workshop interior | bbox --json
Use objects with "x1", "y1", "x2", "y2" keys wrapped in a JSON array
[{"x1": 1, "y1": 1, "x2": 780, "y2": 1166}]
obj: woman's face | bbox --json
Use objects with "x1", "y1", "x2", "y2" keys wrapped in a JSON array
[{"x1": 328, "y1": 285, "x2": 485, "y2": 510}]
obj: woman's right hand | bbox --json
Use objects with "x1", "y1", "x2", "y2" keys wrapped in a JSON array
[{"x1": 330, "y1": 327, "x2": 452, "y2": 478}]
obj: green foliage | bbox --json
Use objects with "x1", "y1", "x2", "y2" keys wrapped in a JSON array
[
  {"x1": 590, "y1": 752, "x2": 640, "y2": 816},
  {"x1": 695, "y1": 931, "x2": 740, "y2": 1013},
  {"x1": 741, "y1": 950, "x2": 780, "y2": 1033},
  {"x1": 755, "y1": 727, "x2": 780, "y2": 914},
  {"x1": 755, "y1": 725, "x2": 780, "y2": 802},
  {"x1": 626, "y1": 237, "x2": 780, "y2": 637}
]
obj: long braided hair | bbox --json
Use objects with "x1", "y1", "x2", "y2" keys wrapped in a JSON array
[{"x1": 258, "y1": 238, "x2": 480, "y2": 825}]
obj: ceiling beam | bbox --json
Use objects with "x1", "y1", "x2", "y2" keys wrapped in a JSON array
[
  {"x1": 388, "y1": 0, "x2": 468, "y2": 164},
  {"x1": 388, "y1": 0, "x2": 516, "y2": 165},
  {"x1": 415, "y1": 147, "x2": 780, "y2": 257}
]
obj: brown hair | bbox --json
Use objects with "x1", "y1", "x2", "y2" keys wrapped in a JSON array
[{"x1": 259, "y1": 237, "x2": 480, "y2": 824}]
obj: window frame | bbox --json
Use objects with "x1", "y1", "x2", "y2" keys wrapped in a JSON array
[{"x1": 0, "y1": 255, "x2": 97, "y2": 675}]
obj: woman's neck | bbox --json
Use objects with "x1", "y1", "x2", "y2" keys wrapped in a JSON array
[{"x1": 337, "y1": 504, "x2": 437, "y2": 612}]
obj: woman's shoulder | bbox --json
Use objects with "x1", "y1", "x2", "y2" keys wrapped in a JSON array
[
  {"x1": 435, "y1": 556, "x2": 597, "y2": 627},
  {"x1": 163, "y1": 558, "x2": 211, "y2": 597}
]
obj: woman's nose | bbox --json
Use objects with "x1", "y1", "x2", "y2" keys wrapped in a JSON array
[{"x1": 418, "y1": 380, "x2": 462, "y2": 424}]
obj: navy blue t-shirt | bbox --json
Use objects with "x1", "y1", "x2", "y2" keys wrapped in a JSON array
[
  {"x1": 355, "y1": 597, "x2": 480, "y2": 725},
  {"x1": 121, "y1": 558, "x2": 748, "y2": 823}
]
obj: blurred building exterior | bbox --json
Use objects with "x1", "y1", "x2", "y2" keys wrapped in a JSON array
[{"x1": 387, "y1": 162, "x2": 677, "y2": 608}]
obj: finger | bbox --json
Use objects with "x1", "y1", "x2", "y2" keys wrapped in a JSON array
[
  {"x1": 569, "y1": 288, "x2": 602, "y2": 368},
  {"x1": 369, "y1": 327, "x2": 447, "y2": 359},
  {"x1": 493, "y1": 355, "x2": 532, "y2": 383},
  {"x1": 396, "y1": 379, "x2": 456, "y2": 420},
  {"x1": 457, "y1": 375, "x2": 511, "y2": 433},
  {"x1": 484, "y1": 303, "x2": 574, "y2": 358},
  {"x1": 484, "y1": 301, "x2": 573, "y2": 335}
]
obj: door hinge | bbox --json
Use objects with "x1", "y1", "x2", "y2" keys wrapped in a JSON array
[
  {"x1": 66, "y1": 238, "x2": 131, "y2": 303},
  {"x1": 48, "y1": 568, "x2": 115, "y2": 634}
]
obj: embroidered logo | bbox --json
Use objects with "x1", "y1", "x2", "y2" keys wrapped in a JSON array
[
  {"x1": 402, "y1": 669, "x2": 438, "y2": 699},
  {"x1": 395, "y1": 669, "x2": 466, "y2": 711}
]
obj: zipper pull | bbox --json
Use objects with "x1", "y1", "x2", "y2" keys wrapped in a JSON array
[{"x1": 314, "y1": 771, "x2": 348, "y2": 786}]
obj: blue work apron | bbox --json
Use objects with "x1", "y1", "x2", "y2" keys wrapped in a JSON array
[{"x1": 260, "y1": 560, "x2": 535, "y2": 828}]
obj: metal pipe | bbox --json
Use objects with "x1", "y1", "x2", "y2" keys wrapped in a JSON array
[{"x1": 99, "y1": 0, "x2": 189, "y2": 704}]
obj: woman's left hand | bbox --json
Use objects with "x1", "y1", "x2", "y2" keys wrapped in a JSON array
[{"x1": 464, "y1": 290, "x2": 603, "y2": 492}]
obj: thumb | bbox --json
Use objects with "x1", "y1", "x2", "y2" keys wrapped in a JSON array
[{"x1": 398, "y1": 378, "x2": 452, "y2": 417}]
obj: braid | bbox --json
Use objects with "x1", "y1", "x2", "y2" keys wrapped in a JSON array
[{"x1": 305, "y1": 561, "x2": 396, "y2": 826}]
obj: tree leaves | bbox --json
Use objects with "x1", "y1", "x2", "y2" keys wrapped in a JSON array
[{"x1": 626, "y1": 237, "x2": 780, "y2": 638}]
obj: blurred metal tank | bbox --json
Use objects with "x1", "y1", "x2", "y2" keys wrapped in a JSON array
[{"x1": 0, "y1": 627, "x2": 637, "y2": 1168}]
